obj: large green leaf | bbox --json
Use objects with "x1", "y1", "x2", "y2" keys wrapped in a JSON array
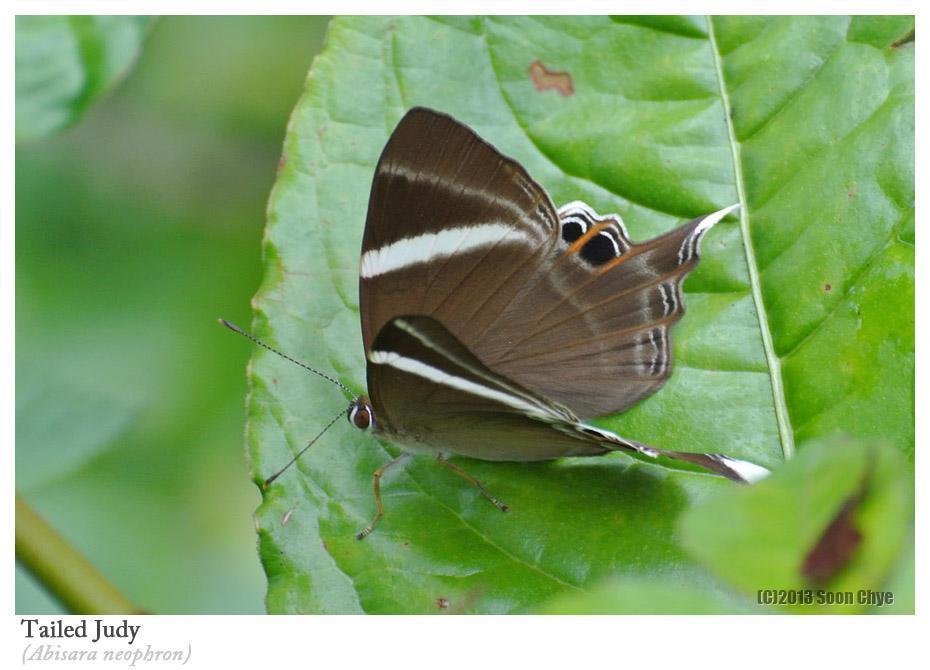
[
  {"x1": 247, "y1": 16, "x2": 913, "y2": 613},
  {"x1": 15, "y1": 15, "x2": 154, "y2": 141}
]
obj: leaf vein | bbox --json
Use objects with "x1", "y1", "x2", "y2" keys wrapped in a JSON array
[
  {"x1": 739, "y1": 32, "x2": 848, "y2": 142},
  {"x1": 375, "y1": 443, "x2": 584, "y2": 593},
  {"x1": 779, "y1": 208, "x2": 913, "y2": 361},
  {"x1": 707, "y1": 16, "x2": 795, "y2": 460},
  {"x1": 752, "y1": 87, "x2": 904, "y2": 213}
]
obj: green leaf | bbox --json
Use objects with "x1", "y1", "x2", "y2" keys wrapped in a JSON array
[
  {"x1": 538, "y1": 575, "x2": 758, "y2": 614},
  {"x1": 16, "y1": 15, "x2": 154, "y2": 141},
  {"x1": 248, "y1": 16, "x2": 913, "y2": 613},
  {"x1": 846, "y1": 16, "x2": 914, "y2": 48},
  {"x1": 680, "y1": 438, "x2": 912, "y2": 613}
]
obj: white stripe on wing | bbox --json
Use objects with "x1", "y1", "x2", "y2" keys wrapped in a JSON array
[
  {"x1": 389, "y1": 318, "x2": 568, "y2": 420},
  {"x1": 360, "y1": 224, "x2": 532, "y2": 279},
  {"x1": 369, "y1": 350, "x2": 560, "y2": 421}
]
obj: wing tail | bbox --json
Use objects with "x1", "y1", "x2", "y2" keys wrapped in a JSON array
[{"x1": 576, "y1": 425, "x2": 770, "y2": 484}]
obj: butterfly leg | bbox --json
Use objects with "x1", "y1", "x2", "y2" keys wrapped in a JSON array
[
  {"x1": 356, "y1": 453, "x2": 410, "y2": 540},
  {"x1": 436, "y1": 456, "x2": 509, "y2": 512}
]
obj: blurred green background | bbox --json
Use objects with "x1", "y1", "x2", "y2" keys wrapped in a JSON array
[{"x1": 16, "y1": 16, "x2": 331, "y2": 613}]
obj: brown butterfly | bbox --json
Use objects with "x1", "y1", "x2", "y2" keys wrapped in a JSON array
[{"x1": 225, "y1": 107, "x2": 768, "y2": 539}]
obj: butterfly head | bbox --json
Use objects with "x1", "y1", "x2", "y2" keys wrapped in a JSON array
[{"x1": 347, "y1": 396, "x2": 376, "y2": 432}]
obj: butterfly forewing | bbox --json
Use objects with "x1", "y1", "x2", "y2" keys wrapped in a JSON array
[{"x1": 359, "y1": 107, "x2": 560, "y2": 355}]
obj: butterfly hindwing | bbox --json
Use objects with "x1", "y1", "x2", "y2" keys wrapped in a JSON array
[
  {"x1": 367, "y1": 316, "x2": 768, "y2": 483},
  {"x1": 480, "y1": 202, "x2": 738, "y2": 418},
  {"x1": 366, "y1": 315, "x2": 609, "y2": 461}
]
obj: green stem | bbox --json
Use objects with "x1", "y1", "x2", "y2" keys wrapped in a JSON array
[{"x1": 16, "y1": 493, "x2": 142, "y2": 614}]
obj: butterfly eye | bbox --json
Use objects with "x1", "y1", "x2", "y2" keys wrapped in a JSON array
[{"x1": 348, "y1": 402, "x2": 374, "y2": 432}]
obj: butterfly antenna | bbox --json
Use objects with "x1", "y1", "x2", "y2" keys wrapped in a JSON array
[
  {"x1": 218, "y1": 318, "x2": 356, "y2": 398},
  {"x1": 262, "y1": 406, "x2": 346, "y2": 489}
]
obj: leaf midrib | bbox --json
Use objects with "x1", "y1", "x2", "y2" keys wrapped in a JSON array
[{"x1": 706, "y1": 16, "x2": 795, "y2": 460}]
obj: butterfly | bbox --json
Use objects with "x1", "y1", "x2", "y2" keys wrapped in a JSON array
[{"x1": 224, "y1": 107, "x2": 769, "y2": 539}]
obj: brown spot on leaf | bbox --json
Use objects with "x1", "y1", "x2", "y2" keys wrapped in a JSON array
[
  {"x1": 847, "y1": 183, "x2": 857, "y2": 200},
  {"x1": 277, "y1": 154, "x2": 287, "y2": 173},
  {"x1": 528, "y1": 60, "x2": 574, "y2": 97},
  {"x1": 802, "y1": 486, "x2": 865, "y2": 585},
  {"x1": 437, "y1": 597, "x2": 449, "y2": 610},
  {"x1": 823, "y1": 283, "x2": 832, "y2": 292}
]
